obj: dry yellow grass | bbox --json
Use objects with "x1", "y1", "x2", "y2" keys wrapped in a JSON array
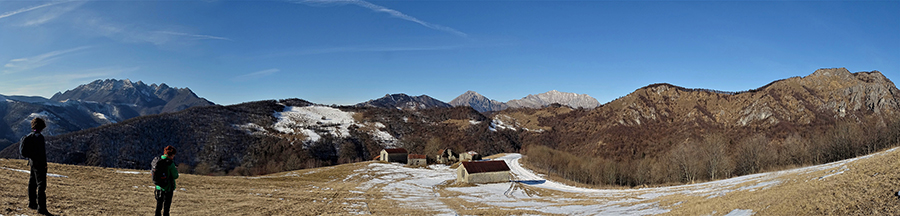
[
  {"x1": 441, "y1": 119, "x2": 476, "y2": 130},
  {"x1": 658, "y1": 147, "x2": 900, "y2": 215},
  {"x1": 0, "y1": 160, "x2": 431, "y2": 216},
  {"x1": 494, "y1": 106, "x2": 572, "y2": 131},
  {"x1": 3, "y1": 148, "x2": 900, "y2": 215}
]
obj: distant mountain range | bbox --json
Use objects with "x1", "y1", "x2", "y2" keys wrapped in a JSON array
[
  {"x1": 451, "y1": 90, "x2": 601, "y2": 112},
  {"x1": 0, "y1": 79, "x2": 213, "y2": 150},
  {"x1": 356, "y1": 90, "x2": 601, "y2": 112},
  {"x1": 2, "y1": 67, "x2": 897, "y2": 189}
]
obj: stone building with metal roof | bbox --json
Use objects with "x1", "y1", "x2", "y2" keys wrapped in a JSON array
[
  {"x1": 457, "y1": 160, "x2": 511, "y2": 184},
  {"x1": 380, "y1": 148, "x2": 408, "y2": 163}
]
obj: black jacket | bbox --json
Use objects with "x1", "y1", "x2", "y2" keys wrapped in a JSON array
[{"x1": 20, "y1": 132, "x2": 46, "y2": 167}]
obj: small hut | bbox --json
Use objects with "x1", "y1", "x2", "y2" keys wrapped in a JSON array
[
  {"x1": 457, "y1": 160, "x2": 510, "y2": 184},
  {"x1": 459, "y1": 151, "x2": 481, "y2": 162},
  {"x1": 380, "y1": 148, "x2": 408, "y2": 163},
  {"x1": 436, "y1": 149, "x2": 457, "y2": 164},
  {"x1": 408, "y1": 154, "x2": 427, "y2": 166}
]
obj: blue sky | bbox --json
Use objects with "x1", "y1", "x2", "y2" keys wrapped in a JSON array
[{"x1": 1, "y1": 0, "x2": 898, "y2": 105}]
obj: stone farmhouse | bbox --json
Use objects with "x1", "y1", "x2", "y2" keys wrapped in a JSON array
[
  {"x1": 457, "y1": 160, "x2": 511, "y2": 184},
  {"x1": 408, "y1": 154, "x2": 427, "y2": 166},
  {"x1": 380, "y1": 148, "x2": 408, "y2": 163}
]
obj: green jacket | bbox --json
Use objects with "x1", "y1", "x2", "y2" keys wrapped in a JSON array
[{"x1": 155, "y1": 155, "x2": 179, "y2": 191}]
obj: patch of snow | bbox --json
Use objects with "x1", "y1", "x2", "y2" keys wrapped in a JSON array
[
  {"x1": 1, "y1": 167, "x2": 69, "y2": 178},
  {"x1": 115, "y1": 170, "x2": 148, "y2": 175},
  {"x1": 271, "y1": 106, "x2": 397, "y2": 145},
  {"x1": 369, "y1": 129, "x2": 397, "y2": 146},
  {"x1": 491, "y1": 115, "x2": 545, "y2": 133},
  {"x1": 469, "y1": 120, "x2": 481, "y2": 125},
  {"x1": 93, "y1": 112, "x2": 117, "y2": 123},
  {"x1": 356, "y1": 161, "x2": 669, "y2": 215},
  {"x1": 818, "y1": 165, "x2": 849, "y2": 180},
  {"x1": 273, "y1": 106, "x2": 357, "y2": 142},
  {"x1": 490, "y1": 117, "x2": 516, "y2": 131},
  {"x1": 354, "y1": 163, "x2": 457, "y2": 215},
  {"x1": 344, "y1": 147, "x2": 897, "y2": 214},
  {"x1": 234, "y1": 123, "x2": 266, "y2": 135},
  {"x1": 724, "y1": 209, "x2": 754, "y2": 216},
  {"x1": 28, "y1": 111, "x2": 57, "y2": 121}
]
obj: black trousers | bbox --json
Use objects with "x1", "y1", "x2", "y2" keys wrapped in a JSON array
[
  {"x1": 155, "y1": 189, "x2": 174, "y2": 216},
  {"x1": 28, "y1": 161, "x2": 47, "y2": 211}
]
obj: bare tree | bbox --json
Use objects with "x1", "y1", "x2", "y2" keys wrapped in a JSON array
[{"x1": 701, "y1": 134, "x2": 732, "y2": 180}]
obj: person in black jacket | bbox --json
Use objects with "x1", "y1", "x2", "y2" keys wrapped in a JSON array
[{"x1": 19, "y1": 118, "x2": 53, "y2": 216}]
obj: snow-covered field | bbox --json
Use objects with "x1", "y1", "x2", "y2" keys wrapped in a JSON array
[
  {"x1": 348, "y1": 148, "x2": 899, "y2": 215},
  {"x1": 270, "y1": 106, "x2": 397, "y2": 145}
]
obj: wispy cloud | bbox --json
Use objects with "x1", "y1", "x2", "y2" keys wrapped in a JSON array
[
  {"x1": 233, "y1": 68, "x2": 280, "y2": 81},
  {"x1": 299, "y1": 45, "x2": 458, "y2": 55},
  {"x1": 3, "y1": 46, "x2": 91, "y2": 74},
  {"x1": 257, "y1": 45, "x2": 459, "y2": 59},
  {"x1": 75, "y1": 15, "x2": 231, "y2": 46},
  {"x1": 292, "y1": 0, "x2": 468, "y2": 37},
  {"x1": 0, "y1": 1, "x2": 70, "y2": 20},
  {"x1": 153, "y1": 31, "x2": 232, "y2": 41},
  {"x1": 19, "y1": 1, "x2": 85, "y2": 26}
]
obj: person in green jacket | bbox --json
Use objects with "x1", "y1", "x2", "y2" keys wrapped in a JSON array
[{"x1": 153, "y1": 146, "x2": 179, "y2": 216}]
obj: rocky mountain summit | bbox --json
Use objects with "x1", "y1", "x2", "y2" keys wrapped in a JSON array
[
  {"x1": 448, "y1": 91, "x2": 508, "y2": 113},
  {"x1": 51, "y1": 79, "x2": 213, "y2": 116},
  {"x1": 450, "y1": 90, "x2": 601, "y2": 112},
  {"x1": 355, "y1": 93, "x2": 452, "y2": 110},
  {"x1": 506, "y1": 90, "x2": 601, "y2": 109},
  {"x1": 597, "y1": 68, "x2": 899, "y2": 128}
]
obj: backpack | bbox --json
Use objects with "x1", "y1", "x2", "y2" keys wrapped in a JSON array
[
  {"x1": 19, "y1": 133, "x2": 38, "y2": 159},
  {"x1": 151, "y1": 156, "x2": 172, "y2": 187}
]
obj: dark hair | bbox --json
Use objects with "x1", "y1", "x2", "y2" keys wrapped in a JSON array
[
  {"x1": 164, "y1": 145, "x2": 177, "y2": 156},
  {"x1": 31, "y1": 118, "x2": 46, "y2": 132}
]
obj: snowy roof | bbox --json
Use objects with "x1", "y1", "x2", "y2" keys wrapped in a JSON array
[
  {"x1": 462, "y1": 160, "x2": 510, "y2": 174},
  {"x1": 408, "y1": 154, "x2": 426, "y2": 159},
  {"x1": 383, "y1": 148, "x2": 408, "y2": 154}
]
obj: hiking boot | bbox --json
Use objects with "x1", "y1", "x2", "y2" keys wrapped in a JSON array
[
  {"x1": 28, "y1": 204, "x2": 38, "y2": 210},
  {"x1": 37, "y1": 209, "x2": 54, "y2": 216}
]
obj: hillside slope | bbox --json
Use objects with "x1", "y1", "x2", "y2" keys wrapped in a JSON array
[
  {"x1": 492, "y1": 68, "x2": 900, "y2": 186},
  {"x1": 2, "y1": 147, "x2": 898, "y2": 215},
  {"x1": 0, "y1": 99, "x2": 517, "y2": 176},
  {"x1": 355, "y1": 93, "x2": 451, "y2": 110}
]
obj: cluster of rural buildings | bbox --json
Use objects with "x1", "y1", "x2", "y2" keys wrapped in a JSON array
[{"x1": 376, "y1": 148, "x2": 510, "y2": 184}]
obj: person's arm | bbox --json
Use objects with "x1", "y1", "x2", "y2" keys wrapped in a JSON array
[{"x1": 170, "y1": 163, "x2": 179, "y2": 180}]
